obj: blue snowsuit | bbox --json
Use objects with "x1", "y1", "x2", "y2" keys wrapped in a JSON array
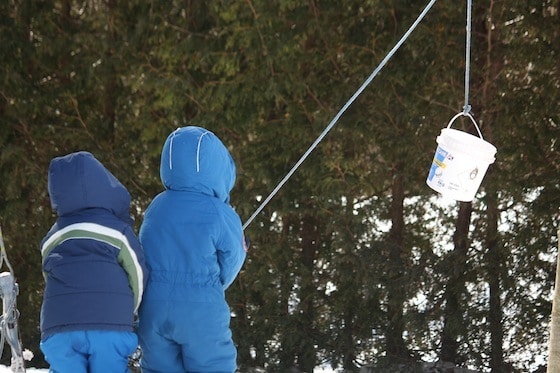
[
  {"x1": 137, "y1": 126, "x2": 247, "y2": 373},
  {"x1": 40, "y1": 151, "x2": 148, "y2": 373}
]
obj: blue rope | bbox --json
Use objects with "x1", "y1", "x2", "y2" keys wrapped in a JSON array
[{"x1": 243, "y1": 0, "x2": 438, "y2": 230}]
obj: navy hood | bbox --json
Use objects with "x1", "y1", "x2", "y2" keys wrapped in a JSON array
[
  {"x1": 48, "y1": 151, "x2": 132, "y2": 223},
  {"x1": 160, "y1": 126, "x2": 236, "y2": 203}
]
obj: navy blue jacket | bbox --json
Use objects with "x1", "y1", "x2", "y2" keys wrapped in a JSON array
[{"x1": 40, "y1": 151, "x2": 148, "y2": 339}]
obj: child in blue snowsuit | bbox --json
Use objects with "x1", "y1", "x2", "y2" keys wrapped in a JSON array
[
  {"x1": 40, "y1": 151, "x2": 148, "y2": 373},
  {"x1": 137, "y1": 126, "x2": 247, "y2": 373}
]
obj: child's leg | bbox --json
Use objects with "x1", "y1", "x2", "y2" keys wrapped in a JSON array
[
  {"x1": 139, "y1": 329, "x2": 183, "y2": 373},
  {"x1": 138, "y1": 301, "x2": 184, "y2": 373},
  {"x1": 179, "y1": 300, "x2": 237, "y2": 373},
  {"x1": 182, "y1": 331, "x2": 237, "y2": 373},
  {"x1": 40, "y1": 331, "x2": 88, "y2": 373},
  {"x1": 87, "y1": 330, "x2": 137, "y2": 373}
]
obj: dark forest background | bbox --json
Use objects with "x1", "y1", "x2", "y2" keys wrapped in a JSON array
[{"x1": 1, "y1": 1, "x2": 559, "y2": 371}]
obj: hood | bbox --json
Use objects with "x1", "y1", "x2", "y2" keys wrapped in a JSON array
[
  {"x1": 48, "y1": 151, "x2": 132, "y2": 223},
  {"x1": 160, "y1": 126, "x2": 236, "y2": 202}
]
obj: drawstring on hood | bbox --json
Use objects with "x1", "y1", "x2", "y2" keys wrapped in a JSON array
[
  {"x1": 168, "y1": 128, "x2": 179, "y2": 170},
  {"x1": 196, "y1": 131, "x2": 209, "y2": 172},
  {"x1": 169, "y1": 128, "x2": 210, "y2": 173}
]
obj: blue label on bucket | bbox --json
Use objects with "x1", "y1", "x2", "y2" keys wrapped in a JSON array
[{"x1": 428, "y1": 146, "x2": 448, "y2": 182}]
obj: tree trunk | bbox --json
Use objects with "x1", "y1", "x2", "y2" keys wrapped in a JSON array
[
  {"x1": 102, "y1": 0, "x2": 118, "y2": 144},
  {"x1": 550, "y1": 2, "x2": 560, "y2": 369},
  {"x1": 478, "y1": 0, "x2": 506, "y2": 369},
  {"x1": 278, "y1": 217, "x2": 296, "y2": 371},
  {"x1": 486, "y1": 191, "x2": 505, "y2": 372},
  {"x1": 552, "y1": 3, "x2": 560, "y2": 368},
  {"x1": 440, "y1": 202, "x2": 472, "y2": 363},
  {"x1": 341, "y1": 305, "x2": 357, "y2": 371},
  {"x1": 548, "y1": 229, "x2": 560, "y2": 372},
  {"x1": 385, "y1": 169, "x2": 409, "y2": 360},
  {"x1": 297, "y1": 214, "x2": 318, "y2": 373}
]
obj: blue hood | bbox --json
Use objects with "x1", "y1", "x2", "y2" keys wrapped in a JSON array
[
  {"x1": 48, "y1": 151, "x2": 132, "y2": 223},
  {"x1": 160, "y1": 126, "x2": 236, "y2": 203}
]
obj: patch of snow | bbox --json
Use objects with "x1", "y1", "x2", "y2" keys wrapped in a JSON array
[{"x1": 0, "y1": 366, "x2": 47, "y2": 372}]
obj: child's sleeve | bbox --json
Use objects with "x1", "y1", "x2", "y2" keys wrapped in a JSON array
[
  {"x1": 118, "y1": 228, "x2": 149, "y2": 314},
  {"x1": 216, "y1": 206, "x2": 247, "y2": 290}
]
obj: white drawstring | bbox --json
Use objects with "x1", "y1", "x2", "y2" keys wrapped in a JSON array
[
  {"x1": 168, "y1": 128, "x2": 180, "y2": 170},
  {"x1": 196, "y1": 131, "x2": 209, "y2": 172}
]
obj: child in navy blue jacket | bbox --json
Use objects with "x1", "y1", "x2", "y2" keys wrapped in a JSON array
[
  {"x1": 40, "y1": 151, "x2": 148, "y2": 373},
  {"x1": 137, "y1": 127, "x2": 247, "y2": 373}
]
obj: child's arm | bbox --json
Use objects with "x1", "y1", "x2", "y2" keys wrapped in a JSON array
[
  {"x1": 216, "y1": 207, "x2": 247, "y2": 290},
  {"x1": 118, "y1": 228, "x2": 148, "y2": 314}
]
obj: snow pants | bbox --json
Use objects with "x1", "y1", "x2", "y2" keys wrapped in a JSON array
[
  {"x1": 40, "y1": 330, "x2": 137, "y2": 373},
  {"x1": 138, "y1": 284, "x2": 237, "y2": 373}
]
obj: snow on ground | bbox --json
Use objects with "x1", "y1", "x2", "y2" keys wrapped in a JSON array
[
  {"x1": 0, "y1": 347, "x2": 335, "y2": 373},
  {"x1": 0, "y1": 366, "x2": 46, "y2": 372},
  {"x1": 0, "y1": 367, "x2": 334, "y2": 372},
  {"x1": 0, "y1": 365, "x2": 335, "y2": 372}
]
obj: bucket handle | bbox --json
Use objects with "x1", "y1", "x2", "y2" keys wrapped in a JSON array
[{"x1": 446, "y1": 112, "x2": 484, "y2": 140}]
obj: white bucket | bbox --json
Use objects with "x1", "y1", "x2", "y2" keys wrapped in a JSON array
[{"x1": 426, "y1": 113, "x2": 497, "y2": 202}]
